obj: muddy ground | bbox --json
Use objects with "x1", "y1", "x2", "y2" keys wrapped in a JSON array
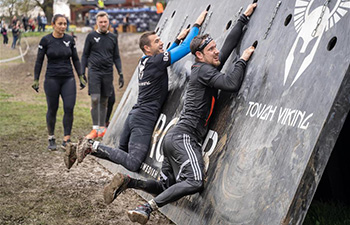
[{"x1": 0, "y1": 33, "x2": 173, "y2": 225}]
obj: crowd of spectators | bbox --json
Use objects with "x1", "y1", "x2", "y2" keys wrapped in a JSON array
[{"x1": 0, "y1": 13, "x2": 70, "y2": 49}]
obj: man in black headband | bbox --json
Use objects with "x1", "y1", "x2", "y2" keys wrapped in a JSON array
[{"x1": 100, "y1": 2, "x2": 258, "y2": 224}]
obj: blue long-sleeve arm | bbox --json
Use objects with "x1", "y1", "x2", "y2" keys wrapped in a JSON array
[
  {"x1": 168, "y1": 24, "x2": 200, "y2": 65},
  {"x1": 167, "y1": 39, "x2": 180, "y2": 51}
]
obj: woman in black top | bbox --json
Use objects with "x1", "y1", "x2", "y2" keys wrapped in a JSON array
[
  {"x1": 1, "y1": 23, "x2": 8, "y2": 45},
  {"x1": 32, "y1": 14, "x2": 87, "y2": 150}
]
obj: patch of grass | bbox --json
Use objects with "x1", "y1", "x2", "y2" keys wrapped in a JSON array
[
  {"x1": 0, "y1": 43, "x2": 20, "y2": 60},
  {"x1": 0, "y1": 89, "x2": 90, "y2": 139},
  {"x1": 304, "y1": 201, "x2": 350, "y2": 225},
  {"x1": 22, "y1": 31, "x2": 49, "y2": 38},
  {"x1": 5, "y1": 31, "x2": 49, "y2": 39},
  {"x1": 0, "y1": 32, "x2": 47, "y2": 61},
  {"x1": 0, "y1": 100, "x2": 47, "y2": 137},
  {"x1": 0, "y1": 89, "x2": 14, "y2": 100}
]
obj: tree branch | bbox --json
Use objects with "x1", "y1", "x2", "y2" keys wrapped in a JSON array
[{"x1": 34, "y1": 0, "x2": 42, "y2": 8}]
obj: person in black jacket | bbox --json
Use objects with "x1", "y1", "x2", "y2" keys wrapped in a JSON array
[
  {"x1": 37, "y1": 14, "x2": 42, "y2": 32},
  {"x1": 32, "y1": 14, "x2": 86, "y2": 150},
  {"x1": 11, "y1": 22, "x2": 19, "y2": 49},
  {"x1": 102, "y1": 3, "x2": 257, "y2": 224},
  {"x1": 81, "y1": 11, "x2": 124, "y2": 140}
]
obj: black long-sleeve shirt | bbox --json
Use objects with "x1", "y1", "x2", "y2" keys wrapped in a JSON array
[
  {"x1": 12, "y1": 27, "x2": 19, "y2": 37},
  {"x1": 81, "y1": 31, "x2": 122, "y2": 75},
  {"x1": 176, "y1": 14, "x2": 249, "y2": 143},
  {"x1": 1, "y1": 27, "x2": 7, "y2": 35},
  {"x1": 131, "y1": 25, "x2": 200, "y2": 121},
  {"x1": 34, "y1": 33, "x2": 82, "y2": 80}
]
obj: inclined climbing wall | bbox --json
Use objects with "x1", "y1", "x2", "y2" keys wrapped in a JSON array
[{"x1": 102, "y1": 0, "x2": 350, "y2": 224}]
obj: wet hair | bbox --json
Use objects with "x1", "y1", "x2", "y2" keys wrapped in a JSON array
[
  {"x1": 190, "y1": 34, "x2": 210, "y2": 55},
  {"x1": 52, "y1": 14, "x2": 66, "y2": 24},
  {"x1": 139, "y1": 31, "x2": 156, "y2": 53},
  {"x1": 95, "y1": 11, "x2": 109, "y2": 20}
]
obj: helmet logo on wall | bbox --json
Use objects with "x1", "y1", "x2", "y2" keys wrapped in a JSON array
[{"x1": 284, "y1": 0, "x2": 349, "y2": 87}]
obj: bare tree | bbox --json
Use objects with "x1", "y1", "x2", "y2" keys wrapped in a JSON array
[
  {"x1": 17, "y1": 0, "x2": 37, "y2": 16},
  {"x1": 34, "y1": 0, "x2": 53, "y2": 22},
  {"x1": 0, "y1": 0, "x2": 17, "y2": 18}
]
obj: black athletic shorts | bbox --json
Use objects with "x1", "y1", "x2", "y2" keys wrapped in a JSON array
[{"x1": 88, "y1": 69, "x2": 113, "y2": 97}]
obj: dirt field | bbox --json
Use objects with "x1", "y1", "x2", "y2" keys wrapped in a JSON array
[{"x1": 0, "y1": 32, "x2": 173, "y2": 225}]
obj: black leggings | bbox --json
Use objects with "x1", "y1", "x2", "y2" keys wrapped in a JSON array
[
  {"x1": 92, "y1": 112, "x2": 155, "y2": 172},
  {"x1": 3, "y1": 35, "x2": 8, "y2": 44},
  {"x1": 106, "y1": 88, "x2": 115, "y2": 124},
  {"x1": 44, "y1": 76, "x2": 76, "y2": 136}
]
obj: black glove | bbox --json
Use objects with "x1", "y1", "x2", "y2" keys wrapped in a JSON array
[
  {"x1": 31, "y1": 80, "x2": 39, "y2": 92},
  {"x1": 79, "y1": 74, "x2": 87, "y2": 90},
  {"x1": 119, "y1": 73, "x2": 124, "y2": 88}
]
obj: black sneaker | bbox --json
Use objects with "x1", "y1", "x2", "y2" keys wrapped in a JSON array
[
  {"x1": 61, "y1": 139, "x2": 71, "y2": 151},
  {"x1": 103, "y1": 173, "x2": 130, "y2": 204},
  {"x1": 48, "y1": 138, "x2": 57, "y2": 151},
  {"x1": 127, "y1": 203, "x2": 153, "y2": 224}
]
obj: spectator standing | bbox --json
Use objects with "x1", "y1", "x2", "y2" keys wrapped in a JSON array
[
  {"x1": 1, "y1": 23, "x2": 8, "y2": 45},
  {"x1": 122, "y1": 13, "x2": 129, "y2": 32},
  {"x1": 41, "y1": 14, "x2": 47, "y2": 32},
  {"x1": 11, "y1": 23, "x2": 19, "y2": 49},
  {"x1": 156, "y1": 1, "x2": 164, "y2": 17},
  {"x1": 84, "y1": 13, "x2": 90, "y2": 26},
  {"x1": 17, "y1": 24, "x2": 25, "y2": 46},
  {"x1": 22, "y1": 15, "x2": 28, "y2": 32},
  {"x1": 111, "y1": 19, "x2": 118, "y2": 34},
  {"x1": 65, "y1": 15, "x2": 70, "y2": 31},
  {"x1": 29, "y1": 17, "x2": 36, "y2": 32},
  {"x1": 37, "y1": 13, "x2": 42, "y2": 31},
  {"x1": 11, "y1": 16, "x2": 18, "y2": 28}
]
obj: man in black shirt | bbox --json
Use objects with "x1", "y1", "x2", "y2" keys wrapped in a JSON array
[
  {"x1": 100, "y1": 3, "x2": 257, "y2": 224},
  {"x1": 81, "y1": 11, "x2": 124, "y2": 140},
  {"x1": 64, "y1": 10, "x2": 208, "y2": 172}
]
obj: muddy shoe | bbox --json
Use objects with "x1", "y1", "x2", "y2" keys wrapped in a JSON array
[
  {"x1": 48, "y1": 138, "x2": 57, "y2": 151},
  {"x1": 103, "y1": 173, "x2": 130, "y2": 204},
  {"x1": 76, "y1": 138, "x2": 93, "y2": 163},
  {"x1": 64, "y1": 143, "x2": 77, "y2": 169},
  {"x1": 127, "y1": 203, "x2": 153, "y2": 224},
  {"x1": 61, "y1": 139, "x2": 71, "y2": 151}
]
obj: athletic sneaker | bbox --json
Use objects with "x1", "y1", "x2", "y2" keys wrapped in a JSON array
[
  {"x1": 98, "y1": 127, "x2": 107, "y2": 138},
  {"x1": 86, "y1": 129, "x2": 98, "y2": 139},
  {"x1": 48, "y1": 138, "x2": 57, "y2": 151},
  {"x1": 127, "y1": 203, "x2": 153, "y2": 224},
  {"x1": 64, "y1": 143, "x2": 77, "y2": 169},
  {"x1": 76, "y1": 138, "x2": 93, "y2": 163},
  {"x1": 103, "y1": 173, "x2": 130, "y2": 204},
  {"x1": 61, "y1": 139, "x2": 71, "y2": 150}
]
